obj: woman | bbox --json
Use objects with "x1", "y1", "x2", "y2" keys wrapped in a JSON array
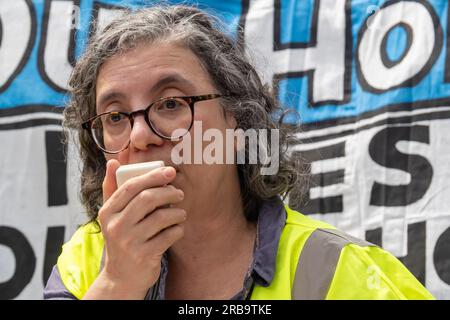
[{"x1": 44, "y1": 5, "x2": 433, "y2": 300}]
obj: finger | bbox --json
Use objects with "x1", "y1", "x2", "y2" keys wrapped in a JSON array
[
  {"x1": 103, "y1": 166, "x2": 177, "y2": 214},
  {"x1": 134, "y1": 208, "x2": 186, "y2": 242},
  {"x1": 102, "y1": 159, "x2": 121, "y2": 203},
  {"x1": 121, "y1": 185, "x2": 185, "y2": 226},
  {"x1": 144, "y1": 224, "x2": 185, "y2": 256}
]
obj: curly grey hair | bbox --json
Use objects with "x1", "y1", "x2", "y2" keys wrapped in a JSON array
[{"x1": 63, "y1": 4, "x2": 308, "y2": 223}]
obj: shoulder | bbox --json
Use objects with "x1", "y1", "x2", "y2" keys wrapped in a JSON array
[
  {"x1": 44, "y1": 266, "x2": 78, "y2": 300},
  {"x1": 327, "y1": 242, "x2": 434, "y2": 299},
  {"x1": 283, "y1": 205, "x2": 336, "y2": 231},
  {"x1": 282, "y1": 205, "x2": 365, "y2": 250},
  {"x1": 56, "y1": 221, "x2": 104, "y2": 300},
  {"x1": 58, "y1": 221, "x2": 104, "y2": 266},
  {"x1": 283, "y1": 206, "x2": 433, "y2": 300}
]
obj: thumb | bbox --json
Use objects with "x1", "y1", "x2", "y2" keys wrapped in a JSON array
[{"x1": 102, "y1": 159, "x2": 121, "y2": 203}]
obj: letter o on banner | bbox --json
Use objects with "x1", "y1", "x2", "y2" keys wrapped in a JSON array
[
  {"x1": 357, "y1": 0, "x2": 442, "y2": 92},
  {"x1": 434, "y1": 227, "x2": 450, "y2": 285},
  {"x1": 0, "y1": 226, "x2": 36, "y2": 300}
]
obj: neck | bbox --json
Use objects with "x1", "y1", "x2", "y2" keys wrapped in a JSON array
[{"x1": 169, "y1": 171, "x2": 257, "y2": 273}]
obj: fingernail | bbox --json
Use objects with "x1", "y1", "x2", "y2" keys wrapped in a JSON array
[
  {"x1": 179, "y1": 190, "x2": 184, "y2": 199},
  {"x1": 164, "y1": 167, "x2": 175, "y2": 178}
]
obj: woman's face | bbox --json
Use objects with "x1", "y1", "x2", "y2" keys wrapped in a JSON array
[{"x1": 95, "y1": 42, "x2": 238, "y2": 212}]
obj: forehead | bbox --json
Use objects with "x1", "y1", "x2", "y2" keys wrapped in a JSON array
[{"x1": 95, "y1": 42, "x2": 215, "y2": 106}]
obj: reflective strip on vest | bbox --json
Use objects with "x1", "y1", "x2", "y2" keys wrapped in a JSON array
[{"x1": 292, "y1": 228, "x2": 376, "y2": 300}]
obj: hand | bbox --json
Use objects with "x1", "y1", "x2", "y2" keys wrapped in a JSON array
[{"x1": 84, "y1": 159, "x2": 185, "y2": 299}]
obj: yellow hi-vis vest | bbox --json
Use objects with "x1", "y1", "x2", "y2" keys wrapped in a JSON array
[{"x1": 57, "y1": 205, "x2": 434, "y2": 300}]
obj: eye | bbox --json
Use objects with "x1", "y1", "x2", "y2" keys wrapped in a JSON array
[
  {"x1": 112, "y1": 113, "x2": 123, "y2": 121},
  {"x1": 105, "y1": 112, "x2": 126, "y2": 124},
  {"x1": 160, "y1": 98, "x2": 183, "y2": 111}
]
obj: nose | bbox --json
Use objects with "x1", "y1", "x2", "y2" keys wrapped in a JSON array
[{"x1": 129, "y1": 114, "x2": 164, "y2": 151}]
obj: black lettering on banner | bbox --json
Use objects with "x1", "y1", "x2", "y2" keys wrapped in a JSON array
[
  {"x1": 0, "y1": 226, "x2": 36, "y2": 299},
  {"x1": 398, "y1": 222, "x2": 426, "y2": 285},
  {"x1": 38, "y1": 0, "x2": 79, "y2": 93},
  {"x1": 433, "y1": 226, "x2": 450, "y2": 285},
  {"x1": 369, "y1": 125, "x2": 433, "y2": 206},
  {"x1": 0, "y1": 0, "x2": 37, "y2": 93},
  {"x1": 380, "y1": 22, "x2": 413, "y2": 69},
  {"x1": 0, "y1": 105, "x2": 62, "y2": 130},
  {"x1": 273, "y1": 0, "x2": 319, "y2": 50},
  {"x1": 43, "y1": 226, "x2": 65, "y2": 285},
  {"x1": 298, "y1": 99, "x2": 450, "y2": 143},
  {"x1": 365, "y1": 227, "x2": 382, "y2": 247},
  {"x1": 365, "y1": 222, "x2": 426, "y2": 285},
  {"x1": 270, "y1": 0, "x2": 353, "y2": 107},
  {"x1": 289, "y1": 142, "x2": 345, "y2": 214},
  {"x1": 45, "y1": 130, "x2": 68, "y2": 206},
  {"x1": 356, "y1": 0, "x2": 443, "y2": 94}
]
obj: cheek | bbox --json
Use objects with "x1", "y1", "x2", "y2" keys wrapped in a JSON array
[
  {"x1": 104, "y1": 150, "x2": 128, "y2": 165},
  {"x1": 193, "y1": 107, "x2": 230, "y2": 132},
  {"x1": 104, "y1": 154, "x2": 114, "y2": 162},
  {"x1": 180, "y1": 163, "x2": 222, "y2": 191},
  {"x1": 192, "y1": 112, "x2": 210, "y2": 129},
  {"x1": 189, "y1": 108, "x2": 238, "y2": 162}
]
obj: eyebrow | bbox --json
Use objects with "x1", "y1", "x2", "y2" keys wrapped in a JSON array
[
  {"x1": 96, "y1": 73, "x2": 197, "y2": 111},
  {"x1": 151, "y1": 73, "x2": 196, "y2": 94}
]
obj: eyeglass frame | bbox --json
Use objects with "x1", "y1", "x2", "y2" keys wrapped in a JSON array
[{"x1": 81, "y1": 93, "x2": 223, "y2": 154}]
